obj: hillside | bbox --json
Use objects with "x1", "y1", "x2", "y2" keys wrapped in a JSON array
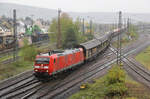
[{"x1": 1, "y1": 3, "x2": 150, "y2": 23}]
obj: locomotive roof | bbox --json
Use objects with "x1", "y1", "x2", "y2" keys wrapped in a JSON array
[
  {"x1": 57, "y1": 49, "x2": 80, "y2": 56},
  {"x1": 38, "y1": 48, "x2": 81, "y2": 57}
]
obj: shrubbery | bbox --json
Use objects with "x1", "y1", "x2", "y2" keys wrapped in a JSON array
[
  {"x1": 104, "y1": 66, "x2": 127, "y2": 97},
  {"x1": 69, "y1": 65, "x2": 128, "y2": 99}
]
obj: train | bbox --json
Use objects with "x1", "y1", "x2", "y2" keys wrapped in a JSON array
[
  {"x1": 34, "y1": 27, "x2": 126, "y2": 79},
  {"x1": 0, "y1": 35, "x2": 15, "y2": 51},
  {"x1": 0, "y1": 34, "x2": 49, "y2": 51}
]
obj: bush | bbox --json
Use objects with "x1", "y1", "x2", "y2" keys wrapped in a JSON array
[
  {"x1": 105, "y1": 66, "x2": 126, "y2": 84},
  {"x1": 104, "y1": 83, "x2": 128, "y2": 96},
  {"x1": 20, "y1": 45, "x2": 37, "y2": 61},
  {"x1": 104, "y1": 66, "x2": 128, "y2": 97}
]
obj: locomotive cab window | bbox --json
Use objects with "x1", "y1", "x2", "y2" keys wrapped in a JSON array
[{"x1": 35, "y1": 57, "x2": 50, "y2": 64}]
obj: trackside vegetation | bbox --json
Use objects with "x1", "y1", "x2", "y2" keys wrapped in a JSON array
[
  {"x1": 135, "y1": 46, "x2": 150, "y2": 70},
  {"x1": 0, "y1": 39, "x2": 37, "y2": 80},
  {"x1": 112, "y1": 24, "x2": 138, "y2": 48},
  {"x1": 0, "y1": 61, "x2": 33, "y2": 80},
  {"x1": 48, "y1": 13, "x2": 93, "y2": 49},
  {"x1": 19, "y1": 38, "x2": 38, "y2": 61},
  {"x1": 69, "y1": 65, "x2": 150, "y2": 99},
  {"x1": 0, "y1": 13, "x2": 94, "y2": 81},
  {"x1": 0, "y1": 37, "x2": 57, "y2": 80}
]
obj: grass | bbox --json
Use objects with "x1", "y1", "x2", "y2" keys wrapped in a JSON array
[
  {"x1": 0, "y1": 55, "x2": 13, "y2": 62},
  {"x1": 0, "y1": 60, "x2": 33, "y2": 80},
  {"x1": 69, "y1": 65, "x2": 150, "y2": 99},
  {"x1": 135, "y1": 46, "x2": 150, "y2": 70}
]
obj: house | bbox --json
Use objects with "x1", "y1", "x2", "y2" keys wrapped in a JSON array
[
  {"x1": 0, "y1": 26, "x2": 12, "y2": 36},
  {"x1": 17, "y1": 20, "x2": 26, "y2": 35},
  {"x1": 0, "y1": 26, "x2": 5, "y2": 36}
]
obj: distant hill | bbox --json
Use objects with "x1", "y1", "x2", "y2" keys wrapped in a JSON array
[
  {"x1": 0, "y1": 3, "x2": 57, "y2": 21},
  {"x1": 1, "y1": 3, "x2": 150, "y2": 23}
]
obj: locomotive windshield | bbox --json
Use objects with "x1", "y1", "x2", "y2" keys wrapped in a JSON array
[{"x1": 35, "y1": 57, "x2": 50, "y2": 64}]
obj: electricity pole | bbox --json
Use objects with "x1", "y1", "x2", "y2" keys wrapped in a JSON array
[
  {"x1": 117, "y1": 11, "x2": 122, "y2": 65},
  {"x1": 57, "y1": 9, "x2": 61, "y2": 48},
  {"x1": 13, "y1": 9, "x2": 18, "y2": 61},
  {"x1": 119, "y1": 11, "x2": 122, "y2": 65}
]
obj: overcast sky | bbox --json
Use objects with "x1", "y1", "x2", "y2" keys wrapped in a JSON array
[{"x1": 0, "y1": 0, "x2": 149, "y2": 13}]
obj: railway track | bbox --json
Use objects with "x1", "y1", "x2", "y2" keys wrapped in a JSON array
[
  {"x1": 4, "y1": 39, "x2": 149, "y2": 99},
  {"x1": 9, "y1": 49, "x2": 112, "y2": 99},
  {"x1": 0, "y1": 48, "x2": 112, "y2": 99},
  {"x1": 0, "y1": 71, "x2": 33, "y2": 89},
  {"x1": 0, "y1": 31, "x2": 149, "y2": 99},
  {"x1": 109, "y1": 46, "x2": 150, "y2": 88},
  {"x1": 0, "y1": 79, "x2": 40, "y2": 98},
  {"x1": 0, "y1": 71, "x2": 36, "y2": 98},
  {"x1": 0, "y1": 40, "x2": 50, "y2": 58},
  {"x1": 0, "y1": 75, "x2": 40, "y2": 98},
  {"x1": 17, "y1": 72, "x2": 76, "y2": 99},
  {"x1": 124, "y1": 58, "x2": 150, "y2": 88},
  {"x1": 21, "y1": 42, "x2": 148, "y2": 99},
  {"x1": 22, "y1": 52, "x2": 116, "y2": 99}
]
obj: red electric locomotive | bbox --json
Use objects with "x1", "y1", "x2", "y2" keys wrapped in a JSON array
[{"x1": 34, "y1": 48, "x2": 84, "y2": 78}]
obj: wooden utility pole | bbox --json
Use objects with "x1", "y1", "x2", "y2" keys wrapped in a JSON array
[
  {"x1": 57, "y1": 9, "x2": 61, "y2": 48},
  {"x1": 13, "y1": 9, "x2": 18, "y2": 61}
]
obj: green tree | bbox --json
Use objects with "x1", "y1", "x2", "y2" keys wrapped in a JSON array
[
  {"x1": 20, "y1": 38, "x2": 37, "y2": 61},
  {"x1": 48, "y1": 13, "x2": 94, "y2": 48},
  {"x1": 49, "y1": 13, "x2": 77, "y2": 48},
  {"x1": 104, "y1": 66, "x2": 127, "y2": 97},
  {"x1": 63, "y1": 26, "x2": 78, "y2": 48},
  {"x1": 48, "y1": 18, "x2": 57, "y2": 43}
]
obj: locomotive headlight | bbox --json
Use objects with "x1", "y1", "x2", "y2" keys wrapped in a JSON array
[
  {"x1": 35, "y1": 70, "x2": 38, "y2": 71},
  {"x1": 35, "y1": 66, "x2": 40, "y2": 68},
  {"x1": 44, "y1": 66, "x2": 49, "y2": 69}
]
